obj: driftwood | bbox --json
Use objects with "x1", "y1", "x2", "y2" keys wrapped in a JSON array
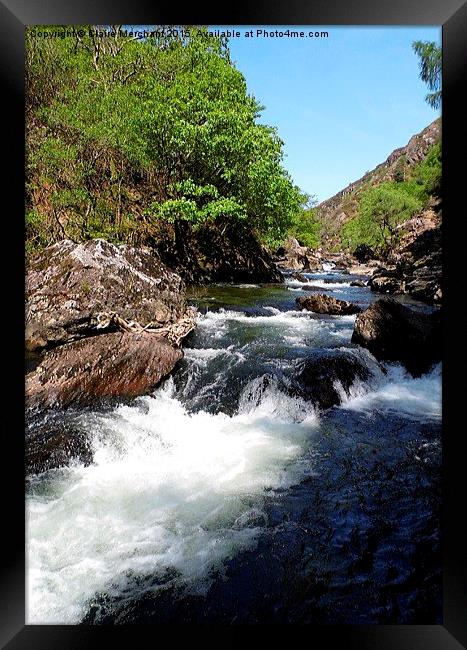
[{"x1": 95, "y1": 306, "x2": 197, "y2": 347}]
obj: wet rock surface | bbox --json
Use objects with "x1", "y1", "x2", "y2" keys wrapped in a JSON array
[
  {"x1": 26, "y1": 413, "x2": 93, "y2": 475},
  {"x1": 297, "y1": 293, "x2": 361, "y2": 316},
  {"x1": 290, "y1": 349, "x2": 379, "y2": 409},
  {"x1": 351, "y1": 298, "x2": 441, "y2": 376}
]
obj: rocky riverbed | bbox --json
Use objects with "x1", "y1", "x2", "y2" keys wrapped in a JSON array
[{"x1": 25, "y1": 256, "x2": 442, "y2": 625}]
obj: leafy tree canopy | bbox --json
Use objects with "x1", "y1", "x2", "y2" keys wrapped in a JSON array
[
  {"x1": 412, "y1": 40, "x2": 441, "y2": 109},
  {"x1": 26, "y1": 25, "x2": 306, "y2": 251}
]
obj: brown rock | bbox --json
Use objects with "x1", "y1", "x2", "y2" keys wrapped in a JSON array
[
  {"x1": 370, "y1": 276, "x2": 402, "y2": 294},
  {"x1": 351, "y1": 298, "x2": 441, "y2": 376},
  {"x1": 296, "y1": 293, "x2": 361, "y2": 315},
  {"x1": 26, "y1": 239, "x2": 186, "y2": 351},
  {"x1": 348, "y1": 264, "x2": 376, "y2": 276},
  {"x1": 275, "y1": 237, "x2": 311, "y2": 270},
  {"x1": 26, "y1": 332, "x2": 183, "y2": 409}
]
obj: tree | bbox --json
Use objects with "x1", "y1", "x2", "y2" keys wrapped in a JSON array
[
  {"x1": 288, "y1": 197, "x2": 321, "y2": 249},
  {"x1": 341, "y1": 182, "x2": 423, "y2": 255},
  {"x1": 25, "y1": 25, "x2": 306, "y2": 251},
  {"x1": 412, "y1": 40, "x2": 441, "y2": 109}
]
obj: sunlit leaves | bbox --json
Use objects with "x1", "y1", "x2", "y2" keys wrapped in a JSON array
[
  {"x1": 412, "y1": 41, "x2": 441, "y2": 110},
  {"x1": 26, "y1": 25, "x2": 305, "y2": 248}
]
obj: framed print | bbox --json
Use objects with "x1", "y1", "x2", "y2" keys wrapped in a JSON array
[{"x1": 1, "y1": 0, "x2": 466, "y2": 647}]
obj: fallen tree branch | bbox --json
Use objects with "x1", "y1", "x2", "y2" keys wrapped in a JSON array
[{"x1": 95, "y1": 306, "x2": 197, "y2": 347}]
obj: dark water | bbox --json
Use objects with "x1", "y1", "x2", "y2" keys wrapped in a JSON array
[{"x1": 26, "y1": 268, "x2": 442, "y2": 624}]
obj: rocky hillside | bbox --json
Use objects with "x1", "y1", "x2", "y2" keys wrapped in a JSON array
[{"x1": 317, "y1": 119, "x2": 441, "y2": 245}]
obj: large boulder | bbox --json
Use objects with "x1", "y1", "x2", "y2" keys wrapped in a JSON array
[
  {"x1": 26, "y1": 331, "x2": 183, "y2": 409},
  {"x1": 290, "y1": 349, "x2": 380, "y2": 409},
  {"x1": 370, "y1": 275, "x2": 402, "y2": 294},
  {"x1": 297, "y1": 293, "x2": 361, "y2": 316},
  {"x1": 275, "y1": 237, "x2": 311, "y2": 270},
  {"x1": 368, "y1": 226, "x2": 442, "y2": 304},
  {"x1": 351, "y1": 298, "x2": 441, "y2": 376},
  {"x1": 26, "y1": 239, "x2": 186, "y2": 351}
]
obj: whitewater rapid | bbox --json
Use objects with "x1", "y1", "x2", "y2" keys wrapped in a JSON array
[{"x1": 27, "y1": 375, "x2": 319, "y2": 623}]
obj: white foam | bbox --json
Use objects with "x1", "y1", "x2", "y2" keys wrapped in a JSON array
[
  {"x1": 183, "y1": 347, "x2": 242, "y2": 362},
  {"x1": 285, "y1": 278, "x2": 351, "y2": 289},
  {"x1": 339, "y1": 363, "x2": 442, "y2": 420},
  {"x1": 198, "y1": 308, "x2": 354, "y2": 345},
  {"x1": 26, "y1": 379, "x2": 317, "y2": 624}
]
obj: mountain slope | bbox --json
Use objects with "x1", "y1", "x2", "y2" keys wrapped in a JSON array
[{"x1": 317, "y1": 118, "x2": 441, "y2": 246}]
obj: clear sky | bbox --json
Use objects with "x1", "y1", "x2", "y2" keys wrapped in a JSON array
[{"x1": 215, "y1": 26, "x2": 441, "y2": 203}]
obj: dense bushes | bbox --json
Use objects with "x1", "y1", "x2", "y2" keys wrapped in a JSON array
[{"x1": 26, "y1": 26, "x2": 305, "y2": 253}]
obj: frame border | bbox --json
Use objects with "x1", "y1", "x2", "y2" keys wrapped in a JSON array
[{"x1": 2, "y1": 1, "x2": 466, "y2": 647}]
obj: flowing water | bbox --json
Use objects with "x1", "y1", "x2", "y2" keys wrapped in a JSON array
[{"x1": 26, "y1": 269, "x2": 442, "y2": 624}]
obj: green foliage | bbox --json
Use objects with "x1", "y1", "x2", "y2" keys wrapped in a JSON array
[
  {"x1": 340, "y1": 141, "x2": 441, "y2": 255},
  {"x1": 145, "y1": 179, "x2": 247, "y2": 229},
  {"x1": 341, "y1": 182, "x2": 423, "y2": 254},
  {"x1": 412, "y1": 41, "x2": 441, "y2": 109},
  {"x1": 411, "y1": 142, "x2": 441, "y2": 197},
  {"x1": 289, "y1": 207, "x2": 321, "y2": 249},
  {"x1": 26, "y1": 26, "x2": 305, "y2": 249}
]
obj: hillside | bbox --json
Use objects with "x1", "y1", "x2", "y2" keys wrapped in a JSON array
[{"x1": 317, "y1": 118, "x2": 441, "y2": 248}]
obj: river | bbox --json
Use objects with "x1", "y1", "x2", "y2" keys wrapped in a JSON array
[{"x1": 26, "y1": 267, "x2": 442, "y2": 624}]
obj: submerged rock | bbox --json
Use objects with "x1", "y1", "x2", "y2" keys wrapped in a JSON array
[
  {"x1": 351, "y1": 298, "x2": 441, "y2": 376},
  {"x1": 26, "y1": 331, "x2": 183, "y2": 409},
  {"x1": 290, "y1": 349, "x2": 379, "y2": 409},
  {"x1": 290, "y1": 271, "x2": 308, "y2": 282},
  {"x1": 26, "y1": 239, "x2": 186, "y2": 351},
  {"x1": 297, "y1": 293, "x2": 361, "y2": 316}
]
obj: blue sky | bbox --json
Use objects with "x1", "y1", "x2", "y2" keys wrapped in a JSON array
[{"x1": 216, "y1": 26, "x2": 441, "y2": 203}]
